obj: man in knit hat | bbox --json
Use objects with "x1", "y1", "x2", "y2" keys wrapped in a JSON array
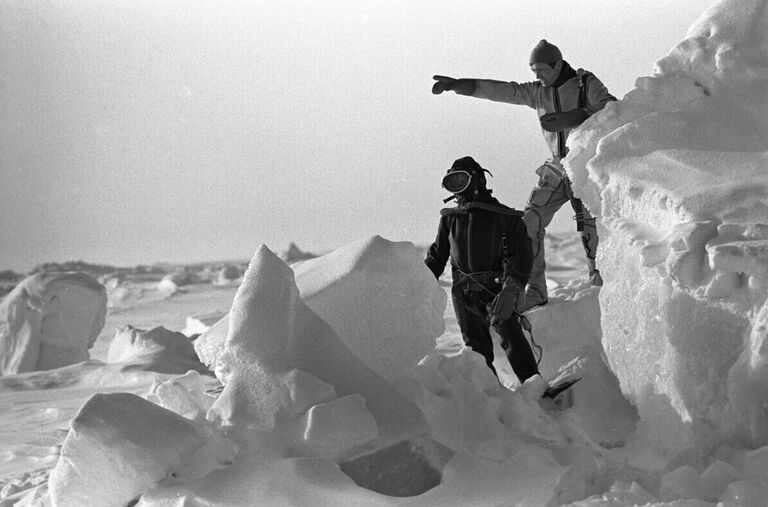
[{"x1": 432, "y1": 40, "x2": 616, "y2": 312}]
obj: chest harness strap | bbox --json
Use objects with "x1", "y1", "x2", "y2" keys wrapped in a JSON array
[{"x1": 569, "y1": 71, "x2": 591, "y2": 232}]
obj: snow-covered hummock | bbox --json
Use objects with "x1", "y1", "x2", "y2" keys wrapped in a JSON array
[
  {"x1": 156, "y1": 276, "x2": 179, "y2": 295},
  {"x1": 139, "y1": 245, "x2": 443, "y2": 504},
  {"x1": 107, "y1": 325, "x2": 210, "y2": 374},
  {"x1": 48, "y1": 391, "x2": 234, "y2": 507},
  {"x1": 140, "y1": 243, "x2": 582, "y2": 505},
  {"x1": 281, "y1": 242, "x2": 317, "y2": 263},
  {"x1": 195, "y1": 244, "x2": 427, "y2": 441},
  {"x1": 512, "y1": 282, "x2": 639, "y2": 447},
  {"x1": 213, "y1": 265, "x2": 243, "y2": 285},
  {"x1": 294, "y1": 235, "x2": 446, "y2": 385},
  {"x1": 181, "y1": 311, "x2": 226, "y2": 337},
  {"x1": 565, "y1": 0, "x2": 768, "y2": 466},
  {"x1": 157, "y1": 269, "x2": 200, "y2": 295},
  {"x1": 0, "y1": 272, "x2": 106, "y2": 375},
  {"x1": 145, "y1": 370, "x2": 218, "y2": 422},
  {"x1": 198, "y1": 236, "x2": 446, "y2": 387}
]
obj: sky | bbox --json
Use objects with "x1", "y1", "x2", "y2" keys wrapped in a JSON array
[{"x1": 0, "y1": 0, "x2": 713, "y2": 272}]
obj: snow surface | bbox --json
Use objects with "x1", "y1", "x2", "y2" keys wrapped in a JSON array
[
  {"x1": 293, "y1": 235, "x2": 446, "y2": 385},
  {"x1": 194, "y1": 236, "x2": 446, "y2": 388},
  {"x1": 3, "y1": 0, "x2": 768, "y2": 505},
  {"x1": 565, "y1": 0, "x2": 768, "y2": 465},
  {"x1": 107, "y1": 325, "x2": 209, "y2": 375},
  {"x1": 48, "y1": 391, "x2": 235, "y2": 507},
  {"x1": 0, "y1": 272, "x2": 106, "y2": 375}
]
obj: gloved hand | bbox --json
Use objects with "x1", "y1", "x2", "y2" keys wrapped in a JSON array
[
  {"x1": 432, "y1": 75, "x2": 476, "y2": 95},
  {"x1": 539, "y1": 109, "x2": 589, "y2": 132},
  {"x1": 534, "y1": 162, "x2": 565, "y2": 187},
  {"x1": 489, "y1": 277, "x2": 524, "y2": 326}
]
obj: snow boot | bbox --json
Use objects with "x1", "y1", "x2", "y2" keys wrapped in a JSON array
[
  {"x1": 589, "y1": 269, "x2": 603, "y2": 286},
  {"x1": 518, "y1": 286, "x2": 548, "y2": 313}
]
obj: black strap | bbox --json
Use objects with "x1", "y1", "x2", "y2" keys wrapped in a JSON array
[
  {"x1": 577, "y1": 71, "x2": 591, "y2": 109},
  {"x1": 568, "y1": 72, "x2": 590, "y2": 232},
  {"x1": 501, "y1": 232, "x2": 508, "y2": 258},
  {"x1": 501, "y1": 232, "x2": 510, "y2": 281},
  {"x1": 453, "y1": 269, "x2": 503, "y2": 294},
  {"x1": 571, "y1": 197, "x2": 585, "y2": 232}
]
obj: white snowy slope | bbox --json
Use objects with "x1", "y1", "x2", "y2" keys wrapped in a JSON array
[
  {"x1": 27, "y1": 239, "x2": 597, "y2": 506},
  {"x1": 293, "y1": 235, "x2": 446, "y2": 386},
  {"x1": 47, "y1": 391, "x2": 235, "y2": 507},
  {"x1": 565, "y1": 0, "x2": 768, "y2": 493},
  {"x1": 6, "y1": 0, "x2": 768, "y2": 505},
  {"x1": 107, "y1": 325, "x2": 210, "y2": 374},
  {"x1": 139, "y1": 242, "x2": 595, "y2": 507},
  {"x1": 0, "y1": 272, "x2": 106, "y2": 375},
  {"x1": 194, "y1": 236, "x2": 446, "y2": 389},
  {"x1": 195, "y1": 244, "x2": 429, "y2": 443}
]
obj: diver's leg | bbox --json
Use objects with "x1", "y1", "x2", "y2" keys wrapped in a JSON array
[{"x1": 451, "y1": 287, "x2": 497, "y2": 375}]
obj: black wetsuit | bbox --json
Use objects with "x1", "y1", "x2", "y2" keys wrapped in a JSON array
[{"x1": 425, "y1": 195, "x2": 539, "y2": 382}]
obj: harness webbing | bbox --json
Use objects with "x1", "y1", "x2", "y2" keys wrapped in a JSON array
[
  {"x1": 453, "y1": 269, "x2": 501, "y2": 295},
  {"x1": 563, "y1": 71, "x2": 590, "y2": 232},
  {"x1": 501, "y1": 232, "x2": 510, "y2": 281},
  {"x1": 571, "y1": 195, "x2": 585, "y2": 232},
  {"x1": 501, "y1": 232, "x2": 508, "y2": 258},
  {"x1": 577, "y1": 71, "x2": 590, "y2": 109}
]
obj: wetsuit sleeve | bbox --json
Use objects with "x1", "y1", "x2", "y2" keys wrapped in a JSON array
[
  {"x1": 504, "y1": 217, "x2": 533, "y2": 285},
  {"x1": 425, "y1": 216, "x2": 451, "y2": 279},
  {"x1": 468, "y1": 80, "x2": 539, "y2": 109},
  {"x1": 584, "y1": 73, "x2": 616, "y2": 115}
]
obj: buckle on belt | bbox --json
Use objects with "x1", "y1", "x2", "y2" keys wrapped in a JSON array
[{"x1": 573, "y1": 212, "x2": 585, "y2": 232}]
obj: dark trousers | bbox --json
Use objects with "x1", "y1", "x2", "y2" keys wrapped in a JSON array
[{"x1": 451, "y1": 284, "x2": 539, "y2": 383}]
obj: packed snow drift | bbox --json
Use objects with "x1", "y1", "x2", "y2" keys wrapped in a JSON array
[
  {"x1": 2, "y1": 0, "x2": 768, "y2": 505},
  {"x1": 565, "y1": 0, "x2": 768, "y2": 461},
  {"x1": 0, "y1": 272, "x2": 106, "y2": 375}
]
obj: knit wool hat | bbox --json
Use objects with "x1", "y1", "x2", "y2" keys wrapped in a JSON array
[{"x1": 529, "y1": 40, "x2": 562, "y2": 65}]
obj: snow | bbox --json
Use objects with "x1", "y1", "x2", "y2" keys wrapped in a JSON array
[
  {"x1": 195, "y1": 243, "x2": 427, "y2": 444},
  {"x1": 107, "y1": 325, "x2": 209, "y2": 374},
  {"x1": 294, "y1": 235, "x2": 446, "y2": 384},
  {"x1": 145, "y1": 371, "x2": 216, "y2": 422},
  {"x1": 2, "y1": 0, "x2": 768, "y2": 505},
  {"x1": 47, "y1": 391, "x2": 234, "y2": 507},
  {"x1": 0, "y1": 272, "x2": 106, "y2": 375},
  {"x1": 181, "y1": 311, "x2": 226, "y2": 337},
  {"x1": 213, "y1": 265, "x2": 243, "y2": 286},
  {"x1": 194, "y1": 236, "x2": 446, "y2": 388},
  {"x1": 564, "y1": 0, "x2": 768, "y2": 467}
]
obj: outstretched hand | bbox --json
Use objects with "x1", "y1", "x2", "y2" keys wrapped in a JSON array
[
  {"x1": 432, "y1": 75, "x2": 457, "y2": 94},
  {"x1": 432, "y1": 75, "x2": 476, "y2": 95}
]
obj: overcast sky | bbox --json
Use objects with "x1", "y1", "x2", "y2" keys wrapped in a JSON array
[{"x1": 0, "y1": 0, "x2": 712, "y2": 271}]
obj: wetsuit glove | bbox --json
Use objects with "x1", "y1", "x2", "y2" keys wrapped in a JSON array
[
  {"x1": 539, "y1": 109, "x2": 589, "y2": 132},
  {"x1": 432, "y1": 75, "x2": 477, "y2": 95},
  {"x1": 489, "y1": 277, "x2": 524, "y2": 326}
]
